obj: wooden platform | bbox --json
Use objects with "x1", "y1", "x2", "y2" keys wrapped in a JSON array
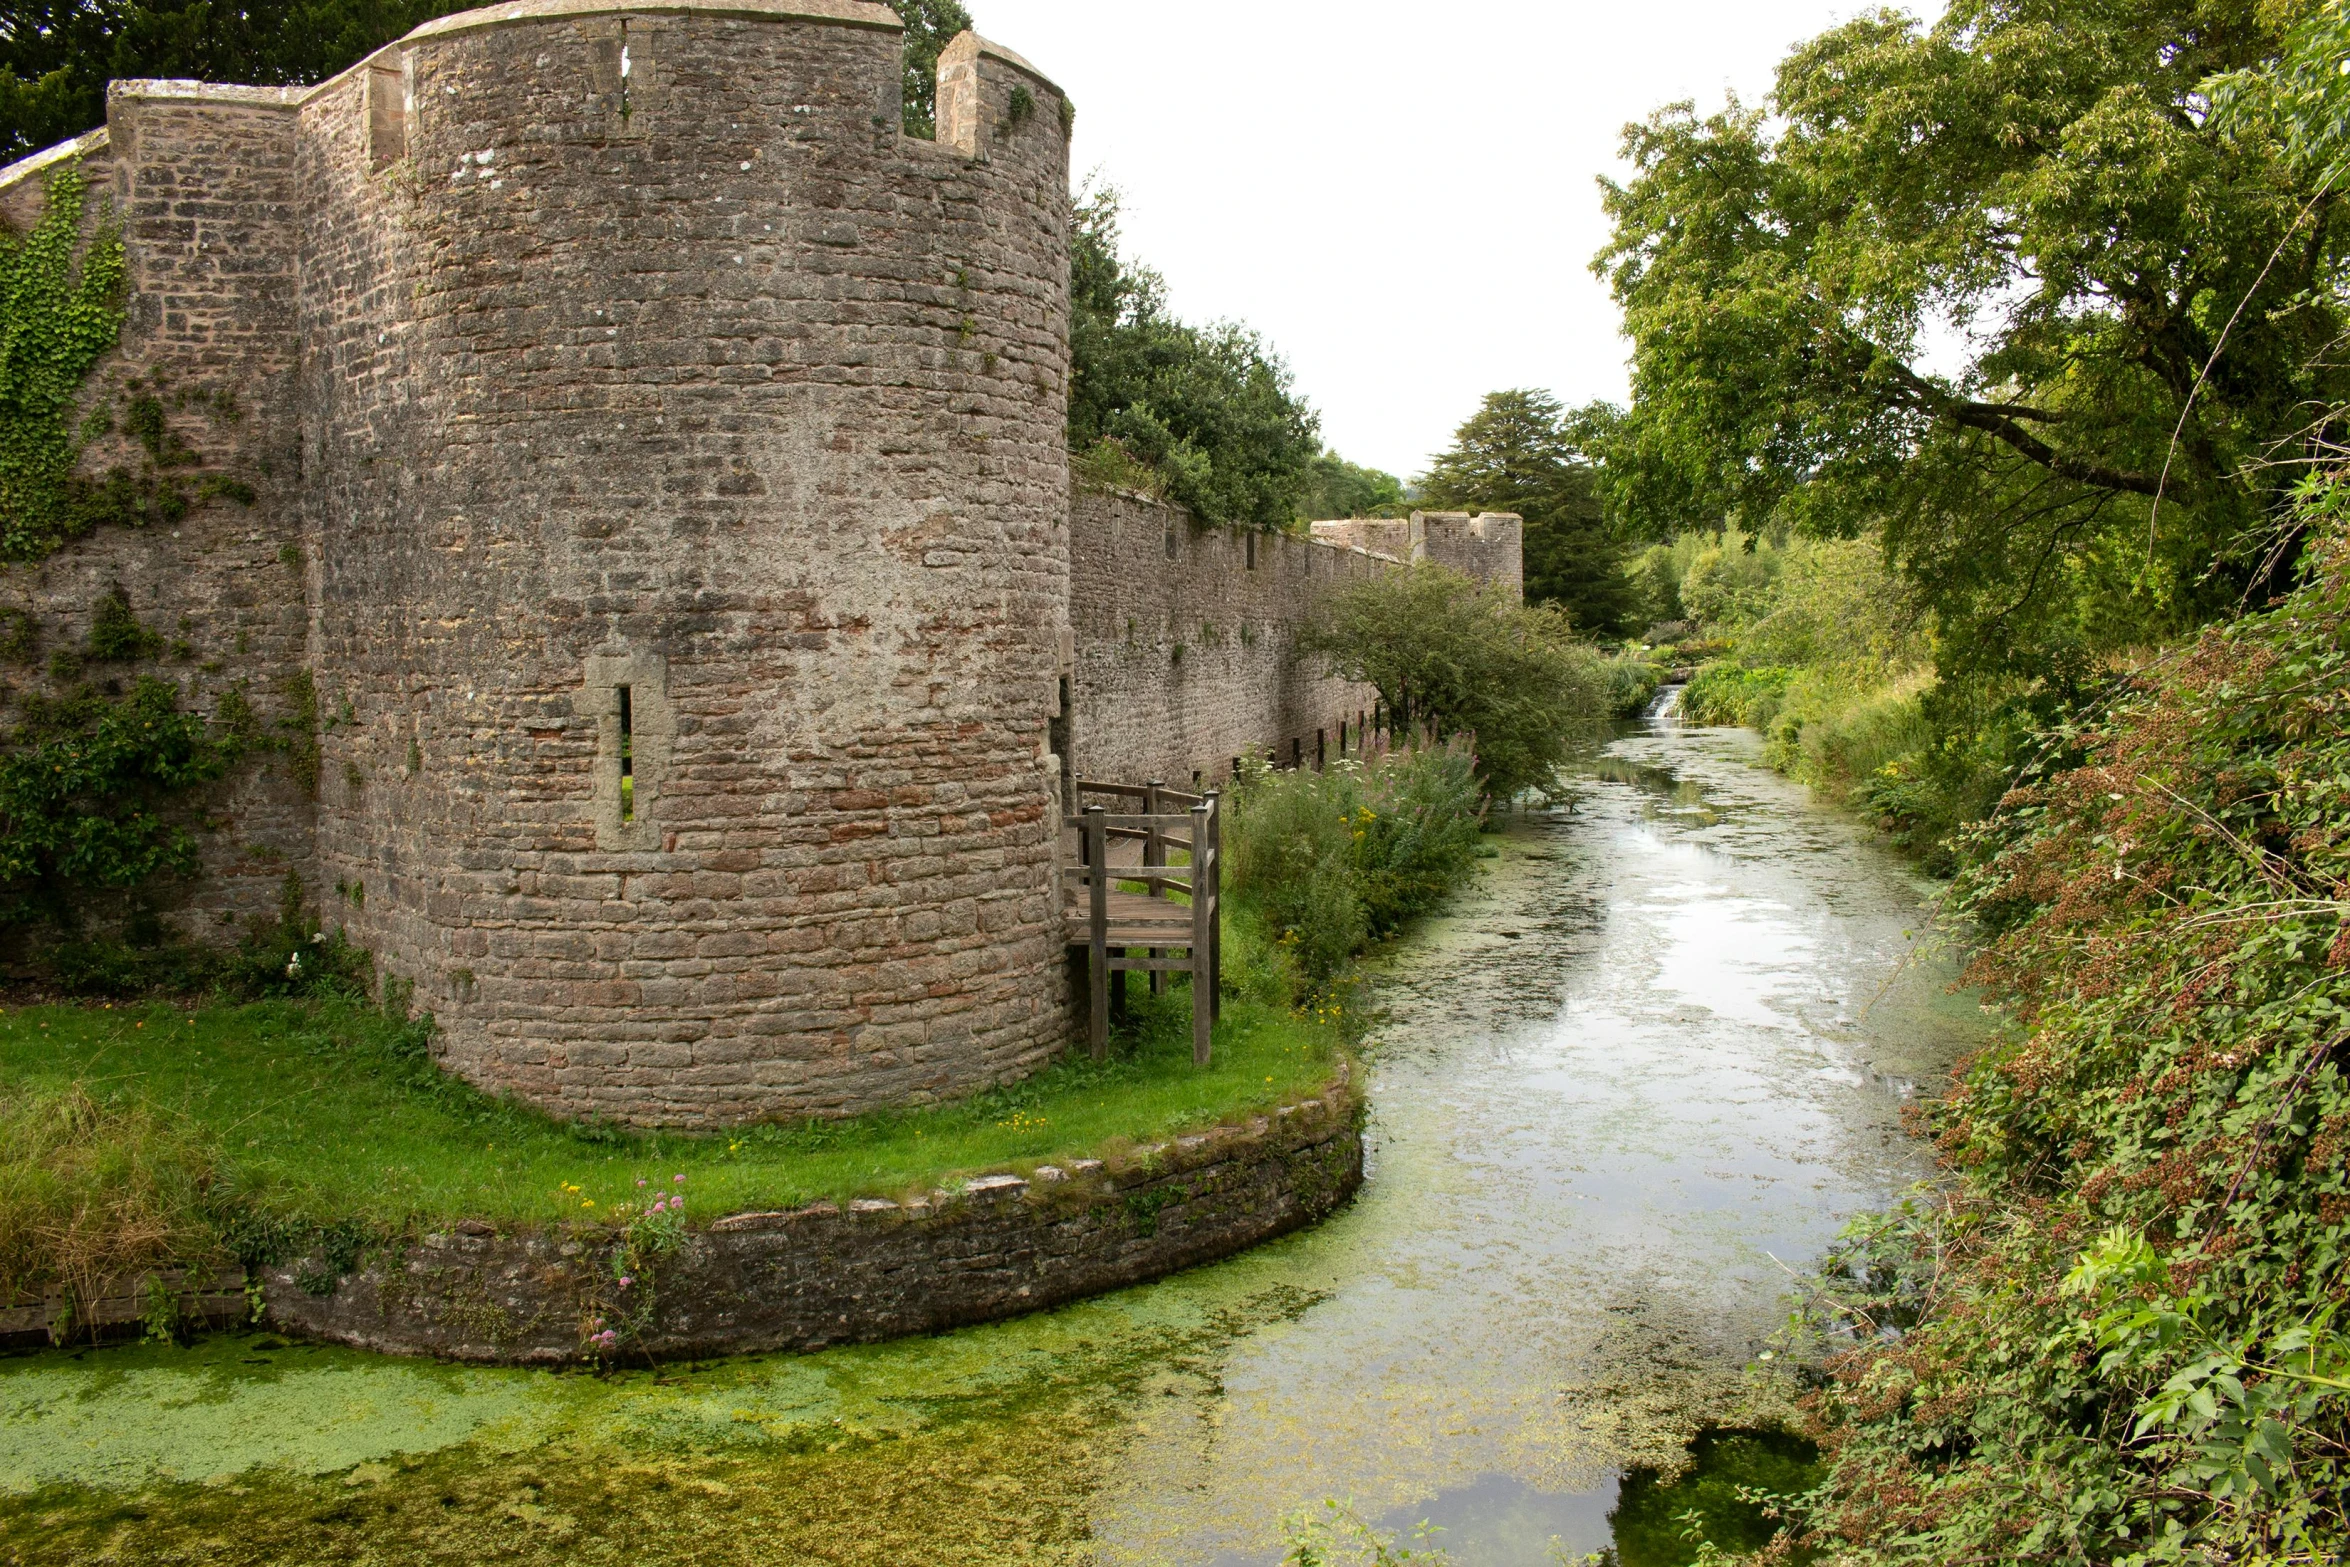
[{"x1": 1062, "y1": 779, "x2": 1222, "y2": 1063}]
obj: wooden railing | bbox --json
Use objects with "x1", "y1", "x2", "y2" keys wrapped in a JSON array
[{"x1": 1063, "y1": 779, "x2": 1222, "y2": 1064}]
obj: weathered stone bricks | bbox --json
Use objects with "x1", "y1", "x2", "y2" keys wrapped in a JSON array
[{"x1": 0, "y1": 0, "x2": 1514, "y2": 1131}]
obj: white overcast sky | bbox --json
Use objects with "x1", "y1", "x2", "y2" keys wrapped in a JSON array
[{"x1": 975, "y1": 1, "x2": 1935, "y2": 481}]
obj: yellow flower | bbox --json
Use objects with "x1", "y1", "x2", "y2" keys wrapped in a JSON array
[{"x1": 582, "y1": 1200, "x2": 595, "y2": 1208}]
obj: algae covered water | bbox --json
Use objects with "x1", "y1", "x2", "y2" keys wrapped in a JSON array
[{"x1": 0, "y1": 716, "x2": 1983, "y2": 1565}]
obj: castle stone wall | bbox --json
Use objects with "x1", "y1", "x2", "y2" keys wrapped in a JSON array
[
  {"x1": 1068, "y1": 489, "x2": 1384, "y2": 787},
  {"x1": 1306, "y1": 510, "x2": 1525, "y2": 602},
  {"x1": 0, "y1": 3, "x2": 1522, "y2": 1128},
  {"x1": 0, "y1": 92, "x2": 318, "y2": 944},
  {"x1": 0, "y1": 2, "x2": 1077, "y2": 1125},
  {"x1": 295, "y1": 4, "x2": 1076, "y2": 1125},
  {"x1": 1420, "y1": 511, "x2": 1523, "y2": 598}
]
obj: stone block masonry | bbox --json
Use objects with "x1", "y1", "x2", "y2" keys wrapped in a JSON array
[
  {"x1": 250, "y1": 1074, "x2": 1363, "y2": 1363},
  {"x1": 1307, "y1": 510, "x2": 1525, "y2": 598},
  {"x1": 1070, "y1": 493, "x2": 1525, "y2": 789},
  {"x1": 1069, "y1": 489, "x2": 1386, "y2": 788},
  {"x1": 0, "y1": 1, "x2": 1525, "y2": 1129},
  {"x1": 0, "y1": 0, "x2": 1077, "y2": 1126}
]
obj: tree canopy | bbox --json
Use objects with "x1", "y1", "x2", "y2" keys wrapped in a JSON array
[
  {"x1": 1417, "y1": 388, "x2": 1639, "y2": 636},
  {"x1": 1300, "y1": 563, "x2": 1606, "y2": 802},
  {"x1": 0, "y1": 0, "x2": 973, "y2": 161},
  {"x1": 1067, "y1": 185, "x2": 1322, "y2": 530},
  {"x1": 1593, "y1": 0, "x2": 2350, "y2": 685},
  {"x1": 1297, "y1": 449, "x2": 1404, "y2": 520}
]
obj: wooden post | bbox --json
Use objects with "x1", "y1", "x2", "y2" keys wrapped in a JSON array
[
  {"x1": 1144, "y1": 779, "x2": 1164, "y2": 998},
  {"x1": 1190, "y1": 799, "x2": 1212, "y2": 1066},
  {"x1": 1205, "y1": 789, "x2": 1223, "y2": 1023},
  {"x1": 1085, "y1": 805, "x2": 1108, "y2": 1058}
]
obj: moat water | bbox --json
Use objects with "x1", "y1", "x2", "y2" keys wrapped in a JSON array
[{"x1": 0, "y1": 714, "x2": 1985, "y2": 1565}]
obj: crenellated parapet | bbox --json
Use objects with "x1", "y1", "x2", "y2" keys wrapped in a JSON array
[{"x1": 1307, "y1": 511, "x2": 1524, "y2": 602}]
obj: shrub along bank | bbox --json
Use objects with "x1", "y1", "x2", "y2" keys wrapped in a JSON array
[
  {"x1": 1223, "y1": 739, "x2": 1487, "y2": 988},
  {"x1": 1301, "y1": 561, "x2": 1611, "y2": 803},
  {"x1": 1790, "y1": 506, "x2": 2350, "y2": 1565}
]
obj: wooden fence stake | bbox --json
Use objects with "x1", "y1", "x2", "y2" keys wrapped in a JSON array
[
  {"x1": 1190, "y1": 798, "x2": 1212, "y2": 1066},
  {"x1": 1085, "y1": 805, "x2": 1108, "y2": 1058}
]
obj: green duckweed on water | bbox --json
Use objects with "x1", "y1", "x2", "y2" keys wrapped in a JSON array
[{"x1": 0, "y1": 1281, "x2": 1336, "y2": 1566}]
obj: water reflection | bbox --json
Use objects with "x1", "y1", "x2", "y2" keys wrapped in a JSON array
[{"x1": 0, "y1": 716, "x2": 1982, "y2": 1566}]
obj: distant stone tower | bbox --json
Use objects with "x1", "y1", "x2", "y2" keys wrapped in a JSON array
[{"x1": 0, "y1": 0, "x2": 1076, "y2": 1125}]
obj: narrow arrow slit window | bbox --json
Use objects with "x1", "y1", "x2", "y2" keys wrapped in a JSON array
[{"x1": 617, "y1": 684, "x2": 634, "y2": 823}]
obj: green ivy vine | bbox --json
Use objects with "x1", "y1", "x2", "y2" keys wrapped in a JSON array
[
  {"x1": 0, "y1": 160, "x2": 256, "y2": 561},
  {"x1": 0, "y1": 161, "x2": 125, "y2": 560}
]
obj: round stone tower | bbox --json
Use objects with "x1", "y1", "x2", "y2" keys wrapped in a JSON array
[{"x1": 293, "y1": 0, "x2": 1073, "y2": 1124}]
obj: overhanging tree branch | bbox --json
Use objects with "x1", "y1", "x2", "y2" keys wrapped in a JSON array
[{"x1": 1872, "y1": 354, "x2": 2162, "y2": 496}]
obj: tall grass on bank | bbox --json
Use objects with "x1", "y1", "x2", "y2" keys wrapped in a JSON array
[
  {"x1": 0, "y1": 756, "x2": 1492, "y2": 1330},
  {"x1": 1224, "y1": 740, "x2": 1486, "y2": 987},
  {"x1": 1602, "y1": 648, "x2": 1665, "y2": 718},
  {"x1": 0, "y1": 1081, "x2": 224, "y2": 1309},
  {"x1": 0, "y1": 973, "x2": 1345, "y2": 1258}
]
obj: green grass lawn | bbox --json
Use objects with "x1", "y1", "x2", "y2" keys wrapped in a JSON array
[{"x1": 0, "y1": 919, "x2": 1341, "y2": 1235}]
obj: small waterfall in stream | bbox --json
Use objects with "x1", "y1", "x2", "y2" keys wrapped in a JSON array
[{"x1": 1644, "y1": 682, "x2": 1686, "y2": 720}]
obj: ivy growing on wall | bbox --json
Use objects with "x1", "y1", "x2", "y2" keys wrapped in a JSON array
[
  {"x1": 0, "y1": 161, "x2": 125, "y2": 559},
  {"x1": 0, "y1": 162, "x2": 255, "y2": 563},
  {"x1": 0, "y1": 587, "x2": 305, "y2": 942}
]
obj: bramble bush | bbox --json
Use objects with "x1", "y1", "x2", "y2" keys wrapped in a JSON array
[{"x1": 1797, "y1": 488, "x2": 2350, "y2": 1565}]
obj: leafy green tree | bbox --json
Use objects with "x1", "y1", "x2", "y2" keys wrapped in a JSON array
[
  {"x1": 1300, "y1": 563, "x2": 1607, "y2": 802},
  {"x1": 1, "y1": 0, "x2": 974, "y2": 161},
  {"x1": 1417, "y1": 389, "x2": 1639, "y2": 635},
  {"x1": 1067, "y1": 186, "x2": 1322, "y2": 530},
  {"x1": 0, "y1": 1, "x2": 470, "y2": 162},
  {"x1": 1592, "y1": 1, "x2": 2350, "y2": 687},
  {"x1": 1298, "y1": 448, "x2": 1404, "y2": 520}
]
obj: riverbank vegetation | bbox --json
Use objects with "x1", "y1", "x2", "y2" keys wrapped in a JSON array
[
  {"x1": 1577, "y1": 3, "x2": 2350, "y2": 1562},
  {"x1": 1644, "y1": 528, "x2": 1954, "y2": 861},
  {"x1": 1793, "y1": 498, "x2": 2350, "y2": 1565},
  {"x1": 1225, "y1": 740, "x2": 1486, "y2": 989},
  {"x1": 1302, "y1": 562, "x2": 1611, "y2": 802}
]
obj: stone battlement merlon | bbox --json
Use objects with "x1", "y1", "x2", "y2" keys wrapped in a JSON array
[{"x1": 0, "y1": 126, "x2": 111, "y2": 196}]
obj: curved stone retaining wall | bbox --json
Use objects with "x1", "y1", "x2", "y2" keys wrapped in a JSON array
[{"x1": 257, "y1": 1080, "x2": 1361, "y2": 1363}]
